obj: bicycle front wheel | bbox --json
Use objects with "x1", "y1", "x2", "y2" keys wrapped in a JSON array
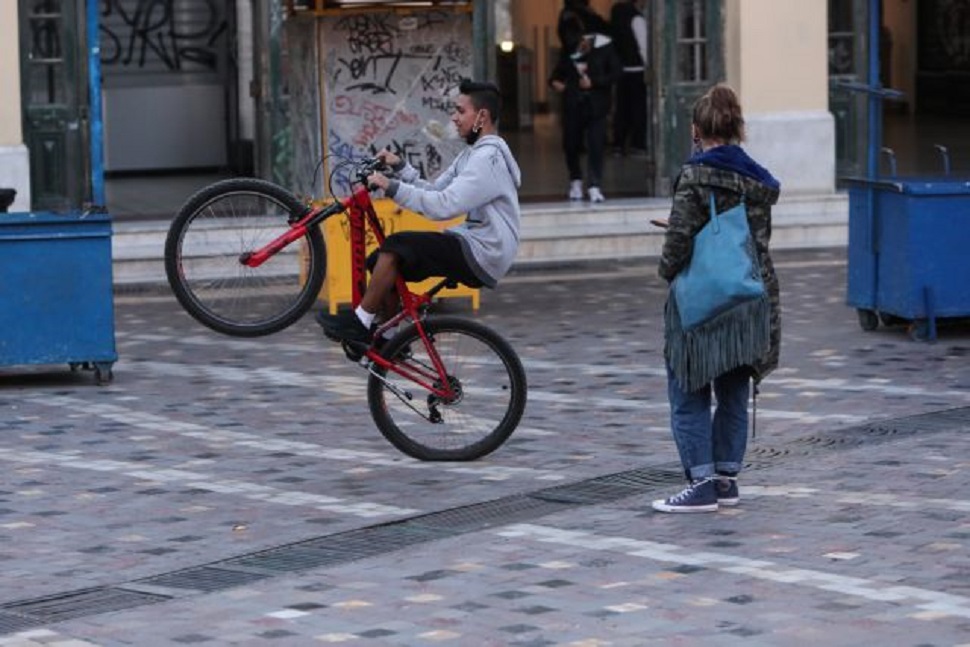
[
  {"x1": 367, "y1": 316, "x2": 527, "y2": 461},
  {"x1": 165, "y1": 178, "x2": 325, "y2": 337}
]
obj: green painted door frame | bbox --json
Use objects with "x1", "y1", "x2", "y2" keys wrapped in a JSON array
[
  {"x1": 828, "y1": 0, "x2": 870, "y2": 180},
  {"x1": 19, "y1": 0, "x2": 89, "y2": 212},
  {"x1": 474, "y1": 0, "x2": 495, "y2": 82},
  {"x1": 654, "y1": 0, "x2": 725, "y2": 196}
]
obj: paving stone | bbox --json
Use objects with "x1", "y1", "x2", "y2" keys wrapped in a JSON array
[{"x1": 0, "y1": 251, "x2": 968, "y2": 644}]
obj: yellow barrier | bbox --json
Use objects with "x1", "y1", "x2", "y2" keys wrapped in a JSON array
[{"x1": 316, "y1": 197, "x2": 480, "y2": 314}]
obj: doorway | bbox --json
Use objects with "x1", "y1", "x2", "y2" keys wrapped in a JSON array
[
  {"x1": 830, "y1": 0, "x2": 970, "y2": 179},
  {"x1": 502, "y1": 0, "x2": 656, "y2": 201},
  {"x1": 19, "y1": 0, "x2": 89, "y2": 212},
  {"x1": 883, "y1": 0, "x2": 970, "y2": 176},
  {"x1": 99, "y1": 0, "x2": 247, "y2": 220}
]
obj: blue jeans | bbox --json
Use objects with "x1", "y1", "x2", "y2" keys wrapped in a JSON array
[{"x1": 666, "y1": 364, "x2": 751, "y2": 481}]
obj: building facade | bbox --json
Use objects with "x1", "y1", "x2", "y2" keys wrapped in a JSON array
[
  {"x1": 3, "y1": 1, "x2": 964, "y2": 214},
  {"x1": 0, "y1": 2, "x2": 29, "y2": 212}
]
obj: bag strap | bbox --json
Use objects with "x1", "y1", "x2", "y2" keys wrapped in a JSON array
[
  {"x1": 707, "y1": 191, "x2": 747, "y2": 234},
  {"x1": 708, "y1": 193, "x2": 720, "y2": 233}
]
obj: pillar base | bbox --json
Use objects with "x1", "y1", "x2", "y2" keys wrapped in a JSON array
[
  {"x1": 745, "y1": 111, "x2": 835, "y2": 195},
  {"x1": 0, "y1": 145, "x2": 31, "y2": 212}
]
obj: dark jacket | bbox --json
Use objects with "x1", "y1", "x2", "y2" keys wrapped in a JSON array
[
  {"x1": 549, "y1": 34, "x2": 622, "y2": 119},
  {"x1": 557, "y1": 5, "x2": 610, "y2": 50},
  {"x1": 610, "y1": 1, "x2": 644, "y2": 68},
  {"x1": 659, "y1": 146, "x2": 782, "y2": 385}
]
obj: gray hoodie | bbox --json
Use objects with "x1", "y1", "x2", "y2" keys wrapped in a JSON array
[{"x1": 384, "y1": 135, "x2": 522, "y2": 288}]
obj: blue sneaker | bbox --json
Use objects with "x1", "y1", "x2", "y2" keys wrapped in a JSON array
[
  {"x1": 652, "y1": 479, "x2": 718, "y2": 513},
  {"x1": 715, "y1": 477, "x2": 739, "y2": 506}
]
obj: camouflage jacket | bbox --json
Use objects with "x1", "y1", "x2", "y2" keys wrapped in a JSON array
[{"x1": 658, "y1": 163, "x2": 782, "y2": 382}]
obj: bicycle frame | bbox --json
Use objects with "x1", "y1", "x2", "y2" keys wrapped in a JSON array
[{"x1": 243, "y1": 185, "x2": 458, "y2": 401}]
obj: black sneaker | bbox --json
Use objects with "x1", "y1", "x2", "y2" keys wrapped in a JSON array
[
  {"x1": 315, "y1": 309, "x2": 372, "y2": 345},
  {"x1": 651, "y1": 479, "x2": 718, "y2": 513},
  {"x1": 715, "y1": 477, "x2": 739, "y2": 506}
]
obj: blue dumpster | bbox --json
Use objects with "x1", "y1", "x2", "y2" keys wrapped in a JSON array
[
  {"x1": 846, "y1": 178, "x2": 970, "y2": 340},
  {"x1": 0, "y1": 211, "x2": 117, "y2": 383}
]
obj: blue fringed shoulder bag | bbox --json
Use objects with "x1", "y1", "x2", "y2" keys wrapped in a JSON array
[
  {"x1": 674, "y1": 194, "x2": 765, "y2": 330},
  {"x1": 665, "y1": 193, "x2": 770, "y2": 392}
]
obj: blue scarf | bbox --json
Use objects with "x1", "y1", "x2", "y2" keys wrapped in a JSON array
[{"x1": 687, "y1": 144, "x2": 780, "y2": 190}]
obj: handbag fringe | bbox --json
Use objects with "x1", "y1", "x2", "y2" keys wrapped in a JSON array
[{"x1": 665, "y1": 293, "x2": 771, "y2": 393}]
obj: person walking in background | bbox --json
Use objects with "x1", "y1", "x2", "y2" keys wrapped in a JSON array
[
  {"x1": 549, "y1": 9, "x2": 621, "y2": 203},
  {"x1": 610, "y1": 0, "x2": 648, "y2": 156},
  {"x1": 557, "y1": 0, "x2": 610, "y2": 48},
  {"x1": 652, "y1": 84, "x2": 781, "y2": 513}
]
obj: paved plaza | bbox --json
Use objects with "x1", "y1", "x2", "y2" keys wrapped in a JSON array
[{"x1": 1, "y1": 248, "x2": 969, "y2": 646}]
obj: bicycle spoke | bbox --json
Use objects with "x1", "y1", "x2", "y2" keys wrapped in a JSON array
[
  {"x1": 367, "y1": 316, "x2": 526, "y2": 461},
  {"x1": 165, "y1": 179, "x2": 324, "y2": 337}
]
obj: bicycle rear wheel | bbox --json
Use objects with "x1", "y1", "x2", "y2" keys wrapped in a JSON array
[
  {"x1": 367, "y1": 316, "x2": 527, "y2": 461},
  {"x1": 165, "y1": 178, "x2": 325, "y2": 337}
]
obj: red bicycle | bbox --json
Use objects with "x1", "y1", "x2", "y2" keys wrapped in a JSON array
[{"x1": 164, "y1": 158, "x2": 527, "y2": 461}]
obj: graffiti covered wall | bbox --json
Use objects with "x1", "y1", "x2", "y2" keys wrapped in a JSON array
[
  {"x1": 319, "y1": 9, "x2": 473, "y2": 194},
  {"x1": 99, "y1": 0, "x2": 231, "y2": 171}
]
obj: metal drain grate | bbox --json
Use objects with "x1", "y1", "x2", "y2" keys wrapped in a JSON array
[
  {"x1": 408, "y1": 496, "x2": 570, "y2": 532},
  {"x1": 596, "y1": 466, "x2": 685, "y2": 489},
  {"x1": 530, "y1": 480, "x2": 639, "y2": 505},
  {"x1": 137, "y1": 567, "x2": 271, "y2": 592},
  {"x1": 299, "y1": 523, "x2": 457, "y2": 559},
  {"x1": 0, "y1": 612, "x2": 42, "y2": 634},
  {"x1": 798, "y1": 435, "x2": 866, "y2": 447},
  {"x1": 222, "y1": 546, "x2": 352, "y2": 573},
  {"x1": 4, "y1": 406, "x2": 965, "y2": 636},
  {"x1": 789, "y1": 406, "x2": 970, "y2": 451},
  {"x1": 893, "y1": 406, "x2": 970, "y2": 431},
  {"x1": 748, "y1": 445, "x2": 796, "y2": 458},
  {"x1": 1, "y1": 588, "x2": 167, "y2": 624},
  {"x1": 829, "y1": 423, "x2": 909, "y2": 441}
]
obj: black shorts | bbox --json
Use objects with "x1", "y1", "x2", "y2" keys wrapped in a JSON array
[{"x1": 367, "y1": 231, "x2": 484, "y2": 288}]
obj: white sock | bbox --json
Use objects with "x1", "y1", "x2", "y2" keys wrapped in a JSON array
[{"x1": 354, "y1": 305, "x2": 375, "y2": 328}]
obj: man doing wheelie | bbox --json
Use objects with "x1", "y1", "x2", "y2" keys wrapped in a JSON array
[{"x1": 317, "y1": 79, "x2": 522, "y2": 352}]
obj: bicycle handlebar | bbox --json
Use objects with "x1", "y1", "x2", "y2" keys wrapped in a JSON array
[{"x1": 353, "y1": 157, "x2": 386, "y2": 186}]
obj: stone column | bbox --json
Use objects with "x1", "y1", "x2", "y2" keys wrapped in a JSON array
[
  {"x1": 0, "y1": 2, "x2": 30, "y2": 211},
  {"x1": 725, "y1": 0, "x2": 834, "y2": 194}
]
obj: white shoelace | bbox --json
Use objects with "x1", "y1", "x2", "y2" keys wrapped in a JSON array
[{"x1": 667, "y1": 478, "x2": 713, "y2": 503}]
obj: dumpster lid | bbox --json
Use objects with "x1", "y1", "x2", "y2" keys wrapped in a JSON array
[
  {"x1": 1, "y1": 210, "x2": 112, "y2": 224},
  {"x1": 841, "y1": 176, "x2": 970, "y2": 195}
]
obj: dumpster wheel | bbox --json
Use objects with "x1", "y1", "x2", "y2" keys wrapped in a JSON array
[
  {"x1": 69, "y1": 361, "x2": 114, "y2": 385},
  {"x1": 857, "y1": 309, "x2": 879, "y2": 331},
  {"x1": 908, "y1": 319, "x2": 932, "y2": 342},
  {"x1": 94, "y1": 362, "x2": 114, "y2": 386}
]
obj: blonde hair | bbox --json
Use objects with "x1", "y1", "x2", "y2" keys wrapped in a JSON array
[{"x1": 692, "y1": 84, "x2": 745, "y2": 143}]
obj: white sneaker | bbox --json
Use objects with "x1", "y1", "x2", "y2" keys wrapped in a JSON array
[
  {"x1": 588, "y1": 186, "x2": 605, "y2": 203},
  {"x1": 568, "y1": 180, "x2": 583, "y2": 200}
]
